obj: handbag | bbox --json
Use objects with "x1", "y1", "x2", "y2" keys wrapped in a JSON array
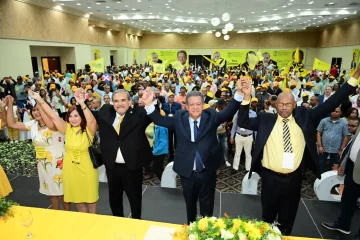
[{"x1": 85, "y1": 131, "x2": 103, "y2": 169}]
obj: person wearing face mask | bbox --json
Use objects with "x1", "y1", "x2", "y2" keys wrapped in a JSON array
[
  {"x1": 28, "y1": 89, "x2": 98, "y2": 214},
  {"x1": 3, "y1": 95, "x2": 69, "y2": 211}
]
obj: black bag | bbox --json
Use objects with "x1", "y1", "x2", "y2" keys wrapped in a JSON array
[{"x1": 85, "y1": 131, "x2": 103, "y2": 169}]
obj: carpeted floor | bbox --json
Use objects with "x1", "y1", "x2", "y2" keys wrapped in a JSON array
[{"x1": 0, "y1": 140, "x2": 318, "y2": 199}]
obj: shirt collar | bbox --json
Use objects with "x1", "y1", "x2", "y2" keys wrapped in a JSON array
[
  {"x1": 116, "y1": 112, "x2": 125, "y2": 118},
  {"x1": 189, "y1": 116, "x2": 201, "y2": 124},
  {"x1": 277, "y1": 114, "x2": 293, "y2": 123}
]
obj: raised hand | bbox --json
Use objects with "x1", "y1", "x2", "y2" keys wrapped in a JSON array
[
  {"x1": 28, "y1": 89, "x2": 41, "y2": 100},
  {"x1": 240, "y1": 78, "x2": 252, "y2": 97},
  {"x1": 6, "y1": 95, "x2": 14, "y2": 105},
  {"x1": 142, "y1": 87, "x2": 155, "y2": 106},
  {"x1": 1, "y1": 97, "x2": 9, "y2": 107},
  {"x1": 74, "y1": 88, "x2": 85, "y2": 104}
]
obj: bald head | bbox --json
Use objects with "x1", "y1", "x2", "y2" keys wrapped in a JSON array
[
  {"x1": 276, "y1": 92, "x2": 296, "y2": 118},
  {"x1": 92, "y1": 98, "x2": 101, "y2": 110}
]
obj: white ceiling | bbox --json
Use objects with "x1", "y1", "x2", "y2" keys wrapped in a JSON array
[{"x1": 51, "y1": 0, "x2": 360, "y2": 33}]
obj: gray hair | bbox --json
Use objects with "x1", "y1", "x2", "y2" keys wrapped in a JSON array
[
  {"x1": 186, "y1": 90, "x2": 204, "y2": 104},
  {"x1": 112, "y1": 89, "x2": 131, "y2": 101}
]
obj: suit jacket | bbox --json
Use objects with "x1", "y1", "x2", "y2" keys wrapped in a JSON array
[
  {"x1": 148, "y1": 98, "x2": 241, "y2": 178},
  {"x1": 162, "y1": 102, "x2": 181, "y2": 115},
  {"x1": 238, "y1": 82, "x2": 356, "y2": 179},
  {"x1": 96, "y1": 104, "x2": 152, "y2": 170},
  {"x1": 341, "y1": 127, "x2": 360, "y2": 184},
  {"x1": 204, "y1": 95, "x2": 213, "y2": 104}
]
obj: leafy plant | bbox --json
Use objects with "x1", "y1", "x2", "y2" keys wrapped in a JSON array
[{"x1": 0, "y1": 197, "x2": 19, "y2": 221}]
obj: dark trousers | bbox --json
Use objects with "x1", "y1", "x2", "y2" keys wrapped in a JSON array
[
  {"x1": 106, "y1": 163, "x2": 143, "y2": 219},
  {"x1": 168, "y1": 129, "x2": 176, "y2": 161},
  {"x1": 261, "y1": 167, "x2": 302, "y2": 235},
  {"x1": 319, "y1": 152, "x2": 338, "y2": 173},
  {"x1": 180, "y1": 170, "x2": 217, "y2": 224},
  {"x1": 337, "y1": 160, "x2": 360, "y2": 230},
  {"x1": 153, "y1": 154, "x2": 165, "y2": 181}
]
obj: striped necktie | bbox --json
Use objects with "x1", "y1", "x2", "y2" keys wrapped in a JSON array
[{"x1": 282, "y1": 119, "x2": 293, "y2": 153}]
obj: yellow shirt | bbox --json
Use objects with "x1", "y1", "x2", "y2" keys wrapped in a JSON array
[
  {"x1": 122, "y1": 82, "x2": 134, "y2": 92},
  {"x1": 93, "y1": 92, "x2": 101, "y2": 100},
  {"x1": 262, "y1": 115, "x2": 305, "y2": 173}
]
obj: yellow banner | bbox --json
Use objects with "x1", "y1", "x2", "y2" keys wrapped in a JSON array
[
  {"x1": 313, "y1": 58, "x2": 331, "y2": 71},
  {"x1": 133, "y1": 50, "x2": 138, "y2": 65},
  {"x1": 148, "y1": 50, "x2": 189, "y2": 67},
  {"x1": 171, "y1": 61, "x2": 184, "y2": 71},
  {"x1": 92, "y1": 49, "x2": 101, "y2": 60},
  {"x1": 261, "y1": 49, "x2": 306, "y2": 69},
  {"x1": 351, "y1": 49, "x2": 360, "y2": 70},
  {"x1": 211, "y1": 50, "x2": 253, "y2": 67},
  {"x1": 89, "y1": 58, "x2": 104, "y2": 73}
]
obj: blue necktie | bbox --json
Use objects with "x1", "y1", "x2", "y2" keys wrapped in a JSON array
[{"x1": 193, "y1": 120, "x2": 204, "y2": 171}]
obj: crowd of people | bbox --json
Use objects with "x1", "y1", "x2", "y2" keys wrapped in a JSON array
[{"x1": 0, "y1": 60, "x2": 359, "y2": 239}]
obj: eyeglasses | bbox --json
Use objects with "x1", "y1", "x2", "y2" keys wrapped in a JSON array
[{"x1": 276, "y1": 102, "x2": 293, "y2": 108}]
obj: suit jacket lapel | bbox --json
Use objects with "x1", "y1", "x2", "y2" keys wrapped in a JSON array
[
  {"x1": 197, "y1": 112, "x2": 210, "y2": 141},
  {"x1": 107, "y1": 107, "x2": 118, "y2": 135},
  {"x1": 182, "y1": 112, "x2": 192, "y2": 141}
]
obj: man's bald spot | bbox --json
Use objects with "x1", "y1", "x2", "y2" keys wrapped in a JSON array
[
  {"x1": 93, "y1": 98, "x2": 101, "y2": 104},
  {"x1": 278, "y1": 92, "x2": 295, "y2": 103}
]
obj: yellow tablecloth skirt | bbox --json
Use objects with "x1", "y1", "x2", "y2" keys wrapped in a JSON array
[{"x1": 0, "y1": 166, "x2": 12, "y2": 197}]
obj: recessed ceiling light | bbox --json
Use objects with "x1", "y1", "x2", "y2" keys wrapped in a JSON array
[
  {"x1": 199, "y1": 13, "x2": 202, "y2": 15},
  {"x1": 317, "y1": 26, "x2": 319, "y2": 27},
  {"x1": 260, "y1": 24, "x2": 263, "y2": 25},
  {"x1": 283, "y1": 5, "x2": 287, "y2": 8},
  {"x1": 167, "y1": 6, "x2": 170, "y2": 8},
  {"x1": 149, "y1": 12, "x2": 152, "y2": 14},
  {"x1": 328, "y1": 2, "x2": 334, "y2": 5},
  {"x1": 344, "y1": 17, "x2": 347, "y2": 19},
  {"x1": 96, "y1": 3, "x2": 100, "y2": 5},
  {"x1": 172, "y1": 9, "x2": 175, "y2": 11},
  {"x1": 131, "y1": 22, "x2": 134, "y2": 23},
  {"x1": 263, "y1": 10, "x2": 267, "y2": 12},
  {"x1": 188, "y1": 12, "x2": 191, "y2": 14},
  {"x1": 89, "y1": 12, "x2": 93, "y2": 14},
  {"x1": 106, "y1": 6, "x2": 110, "y2": 8},
  {"x1": 308, "y1": 1, "x2": 314, "y2": 4},
  {"x1": 287, "y1": 12, "x2": 290, "y2": 13},
  {"x1": 125, "y1": 5, "x2": 129, "y2": 7},
  {"x1": 106, "y1": 13, "x2": 110, "y2": 15},
  {"x1": 60, "y1": 3, "x2": 64, "y2": 5},
  {"x1": 108, "y1": 18, "x2": 111, "y2": 19},
  {"x1": 328, "y1": 23, "x2": 330, "y2": 24},
  {"x1": 288, "y1": 3, "x2": 292, "y2": 5},
  {"x1": 132, "y1": 8, "x2": 136, "y2": 10},
  {"x1": 165, "y1": 3, "x2": 168, "y2": 5},
  {"x1": 274, "y1": 9, "x2": 278, "y2": 10},
  {"x1": 297, "y1": 9, "x2": 301, "y2": 11},
  {"x1": 76, "y1": 3, "x2": 81, "y2": 5},
  {"x1": 251, "y1": 12, "x2": 255, "y2": 14},
  {"x1": 117, "y1": 1, "x2": 121, "y2": 3},
  {"x1": 87, "y1": 6, "x2": 91, "y2": 8}
]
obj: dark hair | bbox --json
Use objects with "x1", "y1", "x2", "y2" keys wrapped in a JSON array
[
  {"x1": 87, "y1": 89, "x2": 94, "y2": 93},
  {"x1": 347, "y1": 117, "x2": 360, "y2": 124},
  {"x1": 341, "y1": 100, "x2": 352, "y2": 117},
  {"x1": 180, "y1": 86, "x2": 187, "y2": 91},
  {"x1": 65, "y1": 105, "x2": 87, "y2": 133},
  {"x1": 70, "y1": 97, "x2": 76, "y2": 105},
  {"x1": 29, "y1": 100, "x2": 51, "y2": 119},
  {"x1": 345, "y1": 107, "x2": 359, "y2": 118},
  {"x1": 177, "y1": 50, "x2": 187, "y2": 59}
]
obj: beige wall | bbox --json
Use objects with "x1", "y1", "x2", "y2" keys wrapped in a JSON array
[{"x1": 0, "y1": 0, "x2": 140, "y2": 48}]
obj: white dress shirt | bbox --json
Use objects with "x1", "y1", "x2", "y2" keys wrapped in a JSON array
[
  {"x1": 349, "y1": 134, "x2": 360, "y2": 163},
  {"x1": 94, "y1": 84, "x2": 113, "y2": 105},
  {"x1": 113, "y1": 112, "x2": 126, "y2": 163}
]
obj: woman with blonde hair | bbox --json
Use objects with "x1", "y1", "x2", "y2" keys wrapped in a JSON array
[{"x1": 28, "y1": 89, "x2": 98, "y2": 213}]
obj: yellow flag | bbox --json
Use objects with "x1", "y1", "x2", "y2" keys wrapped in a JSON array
[
  {"x1": 281, "y1": 61, "x2": 293, "y2": 75},
  {"x1": 294, "y1": 47, "x2": 300, "y2": 63},
  {"x1": 89, "y1": 58, "x2": 104, "y2": 73},
  {"x1": 257, "y1": 50, "x2": 264, "y2": 62},
  {"x1": 313, "y1": 58, "x2": 331, "y2": 71},
  {"x1": 153, "y1": 63, "x2": 165, "y2": 73},
  {"x1": 202, "y1": 55, "x2": 217, "y2": 65},
  {"x1": 248, "y1": 54, "x2": 259, "y2": 70},
  {"x1": 171, "y1": 61, "x2": 184, "y2": 71}
]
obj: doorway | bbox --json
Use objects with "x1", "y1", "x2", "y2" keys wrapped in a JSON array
[
  {"x1": 189, "y1": 55, "x2": 211, "y2": 68},
  {"x1": 41, "y1": 57, "x2": 61, "y2": 74},
  {"x1": 331, "y1": 57, "x2": 342, "y2": 77},
  {"x1": 110, "y1": 56, "x2": 114, "y2": 66},
  {"x1": 66, "y1": 64, "x2": 75, "y2": 73},
  {"x1": 31, "y1": 57, "x2": 39, "y2": 75}
]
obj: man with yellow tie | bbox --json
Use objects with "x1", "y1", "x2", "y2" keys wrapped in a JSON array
[
  {"x1": 96, "y1": 89, "x2": 153, "y2": 219},
  {"x1": 237, "y1": 64, "x2": 360, "y2": 235}
]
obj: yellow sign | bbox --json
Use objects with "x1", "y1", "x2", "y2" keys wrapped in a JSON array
[
  {"x1": 153, "y1": 63, "x2": 166, "y2": 73},
  {"x1": 351, "y1": 49, "x2": 359, "y2": 70},
  {"x1": 133, "y1": 50, "x2": 138, "y2": 65},
  {"x1": 148, "y1": 50, "x2": 189, "y2": 67},
  {"x1": 89, "y1": 58, "x2": 105, "y2": 73},
  {"x1": 171, "y1": 61, "x2": 184, "y2": 71},
  {"x1": 92, "y1": 49, "x2": 101, "y2": 60},
  {"x1": 211, "y1": 50, "x2": 253, "y2": 67},
  {"x1": 261, "y1": 49, "x2": 306, "y2": 69},
  {"x1": 313, "y1": 58, "x2": 331, "y2": 71}
]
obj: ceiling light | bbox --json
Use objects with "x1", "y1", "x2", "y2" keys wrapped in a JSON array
[
  {"x1": 60, "y1": 3, "x2": 64, "y2": 5},
  {"x1": 283, "y1": 5, "x2": 287, "y2": 8},
  {"x1": 224, "y1": 35, "x2": 230, "y2": 40},
  {"x1": 308, "y1": 1, "x2": 314, "y2": 4},
  {"x1": 165, "y1": 3, "x2": 168, "y2": 5},
  {"x1": 328, "y1": 23, "x2": 330, "y2": 24},
  {"x1": 287, "y1": 12, "x2": 290, "y2": 13},
  {"x1": 96, "y1": 2, "x2": 100, "y2": 5},
  {"x1": 328, "y1": 2, "x2": 334, "y2": 5},
  {"x1": 106, "y1": 14, "x2": 110, "y2": 15},
  {"x1": 317, "y1": 26, "x2": 319, "y2": 27},
  {"x1": 149, "y1": 12, "x2": 152, "y2": 14},
  {"x1": 344, "y1": 17, "x2": 347, "y2": 19},
  {"x1": 125, "y1": 5, "x2": 129, "y2": 7},
  {"x1": 132, "y1": 8, "x2": 136, "y2": 10},
  {"x1": 117, "y1": 1, "x2": 121, "y2": 3},
  {"x1": 87, "y1": 7, "x2": 91, "y2": 9},
  {"x1": 211, "y1": 17, "x2": 221, "y2": 26},
  {"x1": 225, "y1": 22, "x2": 234, "y2": 31},
  {"x1": 166, "y1": 6, "x2": 170, "y2": 8},
  {"x1": 251, "y1": 12, "x2": 255, "y2": 14},
  {"x1": 222, "y1": 12, "x2": 231, "y2": 22},
  {"x1": 260, "y1": 24, "x2": 263, "y2": 25},
  {"x1": 172, "y1": 8, "x2": 175, "y2": 11},
  {"x1": 89, "y1": 12, "x2": 93, "y2": 14},
  {"x1": 108, "y1": 18, "x2": 111, "y2": 19},
  {"x1": 222, "y1": 29, "x2": 228, "y2": 34},
  {"x1": 263, "y1": 10, "x2": 267, "y2": 12},
  {"x1": 288, "y1": 3, "x2": 292, "y2": 5},
  {"x1": 106, "y1": 6, "x2": 110, "y2": 8},
  {"x1": 274, "y1": 9, "x2": 278, "y2": 11},
  {"x1": 188, "y1": 12, "x2": 191, "y2": 14},
  {"x1": 76, "y1": 3, "x2": 81, "y2": 5}
]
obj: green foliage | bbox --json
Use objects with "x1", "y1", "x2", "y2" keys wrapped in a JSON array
[{"x1": 0, "y1": 197, "x2": 19, "y2": 220}]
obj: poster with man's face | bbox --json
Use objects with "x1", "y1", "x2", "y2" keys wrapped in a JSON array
[
  {"x1": 148, "y1": 50, "x2": 188, "y2": 67},
  {"x1": 177, "y1": 50, "x2": 187, "y2": 65}
]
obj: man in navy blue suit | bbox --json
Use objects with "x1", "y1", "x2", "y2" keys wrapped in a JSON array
[{"x1": 142, "y1": 81, "x2": 244, "y2": 224}]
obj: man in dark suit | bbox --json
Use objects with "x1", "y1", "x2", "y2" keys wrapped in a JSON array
[
  {"x1": 97, "y1": 89, "x2": 152, "y2": 219},
  {"x1": 322, "y1": 117, "x2": 360, "y2": 239},
  {"x1": 142, "y1": 83, "x2": 244, "y2": 224},
  {"x1": 237, "y1": 65, "x2": 360, "y2": 235}
]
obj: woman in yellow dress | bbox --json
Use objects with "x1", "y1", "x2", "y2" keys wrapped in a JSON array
[
  {"x1": 28, "y1": 89, "x2": 99, "y2": 213},
  {"x1": 0, "y1": 99, "x2": 13, "y2": 197}
]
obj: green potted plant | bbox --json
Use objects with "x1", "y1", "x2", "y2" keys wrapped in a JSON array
[{"x1": 0, "y1": 197, "x2": 19, "y2": 221}]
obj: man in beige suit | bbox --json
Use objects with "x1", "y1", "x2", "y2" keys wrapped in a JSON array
[{"x1": 322, "y1": 117, "x2": 360, "y2": 240}]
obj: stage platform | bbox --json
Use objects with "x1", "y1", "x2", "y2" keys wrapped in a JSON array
[{"x1": 6, "y1": 174, "x2": 360, "y2": 240}]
